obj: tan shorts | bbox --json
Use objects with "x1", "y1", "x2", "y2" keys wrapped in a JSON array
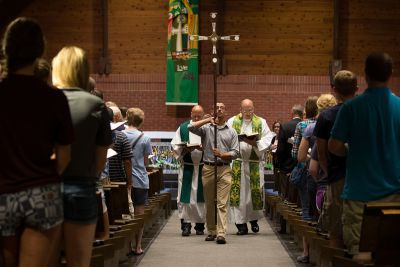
[{"x1": 326, "y1": 179, "x2": 345, "y2": 238}]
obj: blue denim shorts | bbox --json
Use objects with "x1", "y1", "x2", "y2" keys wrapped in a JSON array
[
  {"x1": 0, "y1": 183, "x2": 63, "y2": 236},
  {"x1": 63, "y1": 180, "x2": 98, "y2": 225},
  {"x1": 131, "y1": 187, "x2": 148, "y2": 206}
]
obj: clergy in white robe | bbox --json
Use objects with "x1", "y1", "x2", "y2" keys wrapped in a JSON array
[
  {"x1": 171, "y1": 105, "x2": 206, "y2": 236},
  {"x1": 227, "y1": 99, "x2": 274, "y2": 235}
]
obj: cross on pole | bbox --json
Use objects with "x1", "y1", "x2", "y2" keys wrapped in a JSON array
[
  {"x1": 190, "y1": 12, "x2": 240, "y2": 64},
  {"x1": 190, "y1": 12, "x2": 239, "y2": 225}
]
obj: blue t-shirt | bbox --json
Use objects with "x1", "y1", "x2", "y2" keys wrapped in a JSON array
[
  {"x1": 331, "y1": 87, "x2": 400, "y2": 201},
  {"x1": 123, "y1": 129, "x2": 153, "y2": 189}
]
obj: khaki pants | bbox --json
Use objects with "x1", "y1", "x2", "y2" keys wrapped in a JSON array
[
  {"x1": 202, "y1": 164, "x2": 232, "y2": 237},
  {"x1": 343, "y1": 193, "x2": 400, "y2": 255}
]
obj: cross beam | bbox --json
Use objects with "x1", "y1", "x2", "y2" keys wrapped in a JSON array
[{"x1": 190, "y1": 12, "x2": 239, "y2": 64}]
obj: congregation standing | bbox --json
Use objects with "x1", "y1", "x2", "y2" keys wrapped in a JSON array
[{"x1": 1, "y1": 15, "x2": 400, "y2": 267}]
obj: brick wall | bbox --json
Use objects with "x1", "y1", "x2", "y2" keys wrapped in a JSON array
[{"x1": 95, "y1": 73, "x2": 400, "y2": 131}]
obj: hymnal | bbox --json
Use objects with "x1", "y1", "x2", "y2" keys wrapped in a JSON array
[{"x1": 238, "y1": 133, "x2": 259, "y2": 141}]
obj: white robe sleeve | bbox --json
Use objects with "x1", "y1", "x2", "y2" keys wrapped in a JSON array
[
  {"x1": 171, "y1": 127, "x2": 183, "y2": 160},
  {"x1": 256, "y1": 118, "x2": 274, "y2": 153},
  {"x1": 226, "y1": 116, "x2": 234, "y2": 128}
]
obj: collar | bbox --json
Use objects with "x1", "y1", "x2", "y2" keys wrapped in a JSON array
[
  {"x1": 216, "y1": 123, "x2": 228, "y2": 130},
  {"x1": 365, "y1": 86, "x2": 390, "y2": 93}
]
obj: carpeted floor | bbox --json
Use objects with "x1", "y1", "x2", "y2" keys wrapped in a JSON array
[{"x1": 136, "y1": 210, "x2": 297, "y2": 267}]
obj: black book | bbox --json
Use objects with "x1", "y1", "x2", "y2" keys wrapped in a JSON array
[{"x1": 238, "y1": 133, "x2": 260, "y2": 141}]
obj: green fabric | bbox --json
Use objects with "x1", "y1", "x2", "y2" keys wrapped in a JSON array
[
  {"x1": 230, "y1": 114, "x2": 263, "y2": 210},
  {"x1": 179, "y1": 121, "x2": 204, "y2": 203},
  {"x1": 179, "y1": 120, "x2": 192, "y2": 163},
  {"x1": 166, "y1": 0, "x2": 199, "y2": 105}
]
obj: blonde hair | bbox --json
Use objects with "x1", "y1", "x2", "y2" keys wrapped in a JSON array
[
  {"x1": 127, "y1": 108, "x2": 144, "y2": 127},
  {"x1": 334, "y1": 70, "x2": 357, "y2": 96},
  {"x1": 52, "y1": 46, "x2": 89, "y2": 90},
  {"x1": 317, "y1": 94, "x2": 337, "y2": 113}
]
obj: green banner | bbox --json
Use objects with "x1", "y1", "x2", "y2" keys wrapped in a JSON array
[{"x1": 166, "y1": 0, "x2": 199, "y2": 105}]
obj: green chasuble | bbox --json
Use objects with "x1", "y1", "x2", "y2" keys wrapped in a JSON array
[
  {"x1": 230, "y1": 114, "x2": 263, "y2": 210},
  {"x1": 179, "y1": 121, "x2": 204, "y2": 203}
]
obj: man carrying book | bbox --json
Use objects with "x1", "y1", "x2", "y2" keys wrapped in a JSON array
[
  {"x1": 227, "y1": 99, "x2": 274, "y2": 235},
  {"x1": 171, "y1": 105, "x2": 206, "y2": 236}
]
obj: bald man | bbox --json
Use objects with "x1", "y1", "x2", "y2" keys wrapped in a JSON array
[
  {"x1": 227, "y1": 99, "x2": 274, "y2": 235},
  {"x1": 171, "y1": 105, "x2": 206, "y2": 236}
]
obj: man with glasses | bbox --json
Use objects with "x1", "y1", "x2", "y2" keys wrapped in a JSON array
[
  {"x1": 188, "y1": 103, "x2": 239, "y2": 244},
  {"x1": 227, "y1": 99, "x2": 274, "y2": 235}
]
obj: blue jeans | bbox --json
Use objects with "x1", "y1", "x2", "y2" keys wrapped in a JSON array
[
  {"x1": 63, "y1": 180, "x2": 98, "y2": 224},
  {"x1": 298, "y1": 175, "x2": 317, "y2": 221}
]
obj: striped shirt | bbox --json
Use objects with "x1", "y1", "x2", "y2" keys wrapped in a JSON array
[{"x1": 109, "y1": 131, "x2": 133, "y2": 180}]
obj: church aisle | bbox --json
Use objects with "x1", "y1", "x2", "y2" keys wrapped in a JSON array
[{"x1": 138, "y1": 211, "x2": 296, "y2": 267}]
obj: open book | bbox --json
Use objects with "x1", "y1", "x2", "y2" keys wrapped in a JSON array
[
  {"x1": 238, "y1": 133, "x2": 260, "y2": 141},
  {"x1": 174, "y1": 142, "x2": 202, "y2": 149}
]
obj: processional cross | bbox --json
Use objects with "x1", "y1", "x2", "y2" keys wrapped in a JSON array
[{"x1": 190, "y1": 12, "x2": 239, "y2": 224}]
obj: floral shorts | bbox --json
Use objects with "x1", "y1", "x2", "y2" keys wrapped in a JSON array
[{"x1": 0, "y1": 183, "x2": 63, "y2": 236}]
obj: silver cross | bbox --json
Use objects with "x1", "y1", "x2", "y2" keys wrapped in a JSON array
[{"x1": 190, "y1": 12, "x2": 239, "y2": 64}]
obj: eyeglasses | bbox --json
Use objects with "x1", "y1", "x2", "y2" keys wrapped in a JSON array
[{"x1": 241, "y1": 109, "x2": 254, "y2": 114}]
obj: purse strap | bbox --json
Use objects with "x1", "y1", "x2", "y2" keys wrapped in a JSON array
[{"x1": 131, "y1": 132, "x2": 144, "y2": 150}]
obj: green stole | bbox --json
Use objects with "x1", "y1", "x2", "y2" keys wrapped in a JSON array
[
  {"x1": 179, "y1": 120, "x2": 204, "y2": 203},
  {"x1": 230, "y1": 114, "x2": 263, "y2": 210}
]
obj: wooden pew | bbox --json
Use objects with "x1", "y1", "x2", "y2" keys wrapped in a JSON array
[
  {"x1": 92, "y1": 244, "x2": 115, "y2": 267},
  {"x1": 320, "y1": 245, "x2": 346, "y2": 267},
  {"x1": 104, "y1": 236, "x2": 126, "y2": 266},
  {"x1": 95, "y1": 192, "x2": 105, "y2": 234},
  {"x1": 90, "y1": 254, "x2": 104, "y2": 267},
  {"x1": 158, "y1": 192, "x2": 172, "y2": 219},
  {"x1": 103, "y1": 184, "x2": 129, "y2": 224},
  {"x1": 332, "y1": 256, "x2": 365, "y2": 267},
  {"x1": 359, "y1": 202, "x2": 400, "y2": 266},
  {"x1": 111, "y1": 229, "x2": 133, "y2": 261},
  {"x1": 265, "y1": 195, "x2": 280, "y2": 220},
  {"x1": 92, "y1": 171, "x2": 171, "y2": 266},
  {"x1": 147, "y1": 168, "x2": 163, "y2": 197}
]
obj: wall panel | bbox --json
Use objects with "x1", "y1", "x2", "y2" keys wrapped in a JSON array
[{"x1": 1, "y1": 0, "x2": 399, "y2": 130}]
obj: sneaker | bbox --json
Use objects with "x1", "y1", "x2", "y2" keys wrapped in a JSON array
[{"x1": 296, "y1": 255, "x2": 309, "y2": 263}]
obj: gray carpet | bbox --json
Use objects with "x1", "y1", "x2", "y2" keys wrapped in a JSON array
[{"x1": 138, "y1": 211, "x2": 296, "y2": 267}]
